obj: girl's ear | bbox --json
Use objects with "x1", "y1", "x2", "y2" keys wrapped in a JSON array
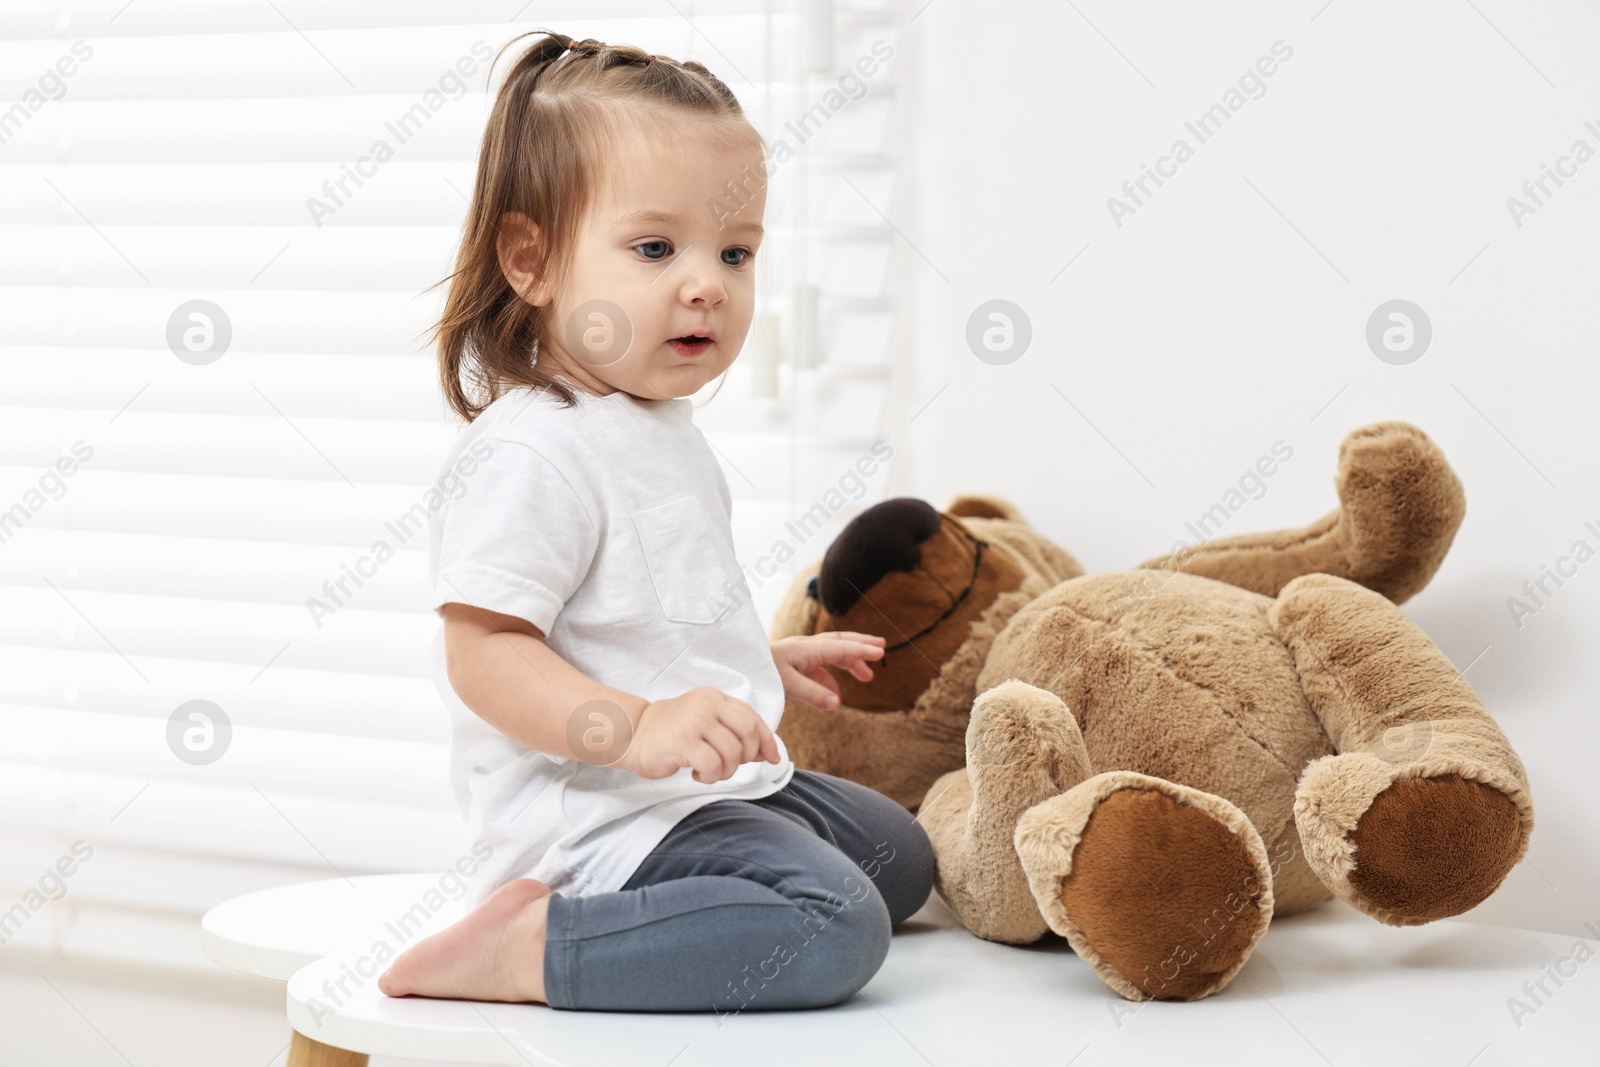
[{"x1": 496, "y1": 212, "x2": 553, "y2": 307}]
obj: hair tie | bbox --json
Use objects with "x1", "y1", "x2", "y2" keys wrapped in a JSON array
[{"x1": 642, "y1": 54, "x2": 655, "y2": 65}]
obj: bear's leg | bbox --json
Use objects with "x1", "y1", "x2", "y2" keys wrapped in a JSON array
[
  {"x1": 1271, "y1": 573, "x2": 1533, "y2": 925},
  {"x1": 1137, "y1": 421, "x2": 1465, "y2": 605},
  {"x1": 1014, "y1": 772, "x2": 1274, "y2": 1002},
  {"x1": 917, "y1": 680, "x2": 1091, "y2": 945}
]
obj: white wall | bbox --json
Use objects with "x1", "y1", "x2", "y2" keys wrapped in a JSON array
[{"x1": 891, "y1": 0, "x2": 1599, "y2": 938}]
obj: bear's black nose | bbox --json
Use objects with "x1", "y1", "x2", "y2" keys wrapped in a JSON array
[{"x1": 814, "y1": 497, "x2": 942, "y2": 615}]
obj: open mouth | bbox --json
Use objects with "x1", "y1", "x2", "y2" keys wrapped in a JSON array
[{"x1": 669, "y1": 335, "x2": 714, "y2": 357}]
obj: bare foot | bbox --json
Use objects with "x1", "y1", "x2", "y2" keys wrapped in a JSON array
[{"x1": 377, "y1": 878, "x2": 553, "y2": 1003}]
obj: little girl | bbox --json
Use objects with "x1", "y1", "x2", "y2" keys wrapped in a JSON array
[{"x1": 376, "y1": 31, "x2": 936, "y2": 1013}]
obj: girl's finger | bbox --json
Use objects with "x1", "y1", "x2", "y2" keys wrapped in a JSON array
[
  {"x1": 756, "y1": 714, "x2": 780, "y2": 763},
  {"x1": 835, "y1": 651, "x2": 881, "y2": 679},
  {"x1": 731, "y1": 718, "x2": 761, "y2": 765},
  {"x1": 688, "y1": 739, "x2": 725, "y2": 783},
  {"x1": 809, "y1": 637, "x2": 884, "y2": 664},
  {"x1": 803, "y1": 665, "x2": 841, "y2": 700},
  {"x1": 815, "y1": 630, "x2": 886, "y2": 646},
  {"x1": 790, "y1": 671, "x2": 839, "y2": 710},
  {"x1": 840, "y1": 632, "x2": 887, "y2": 648},
  {"x1": 703, "y1": 722, "x2": 744, "y2": 778},
  {"x1": 827, "y1": 631, "x2": 886, "y2": 643},
  {"x1": 825, "y1": 656, "x2": 873, "y2": 682},
  {"x1": 723, "y1": 696, "x2": 782, "y2": 764},
  {"x1": 852, "y1": 660, "x2": 875, "y2": 681}
]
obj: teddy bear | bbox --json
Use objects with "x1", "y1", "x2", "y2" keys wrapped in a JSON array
[{"x1": 767, "y1": 421, "x2": 1533, "y2": 1001}]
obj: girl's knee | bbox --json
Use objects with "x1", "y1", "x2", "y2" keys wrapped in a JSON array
[
  {"x1": 791, "y1": 884, "x2": 891, "y2": 1007},
  {"x1": 873, "y1": 813, "x2": 937, "y2": 926},
  {"x1": 905, "y1": 817, "x2": 937, "y2": 905},
  {"x1": 833, "y1": 888, "x2": 893, "y2": 1003}
]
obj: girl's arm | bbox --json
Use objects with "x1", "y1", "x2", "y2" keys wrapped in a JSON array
[
  {"x1": 441, "y1": 601, "x2": 647, "y2": 762},
  {"x1": 440, "y1": 601, "x2": 780, "y2": 782}
]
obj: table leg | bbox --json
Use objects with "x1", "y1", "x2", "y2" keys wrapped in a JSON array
[{"x1": 287, "y1": 1028, "x2": 368, "y2": 1067}]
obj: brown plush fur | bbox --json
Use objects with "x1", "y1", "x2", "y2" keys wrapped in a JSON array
[
  {"x1": 1137, "y1": 422, "x2": 1466, "y2": 605},
  {"x1": 768, "y1": 421, "x2": 1534, "y2": 1001},
  {"x1": 1347, "y1": 774, "x2": 1524, "y2": 922},
  {"x1": 1014, "y1": 770, "x2": 1274, "y2": 1001},
  {"x1": 920, "y1": 682, "x2": 1092, "y2": 944},
  {"x1": 1057, "y1": 788, "x2": 1269, "y2": 1000},
  {"x1": 1270, "y1": 572, "x2": 1533, "y2": 925}
]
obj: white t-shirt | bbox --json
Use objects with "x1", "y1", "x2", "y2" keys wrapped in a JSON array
[{"x1": 426, "y1": 379, "x2": 794, "y2": 907}]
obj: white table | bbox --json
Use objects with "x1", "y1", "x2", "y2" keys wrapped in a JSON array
[{"x1": 202, "y1": 874, "x2": 1599, "y2": 1066}]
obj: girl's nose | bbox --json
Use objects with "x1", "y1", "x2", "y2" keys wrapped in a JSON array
[{"x1": 678, "y1": 251, "x2": 726, "y2": 305}]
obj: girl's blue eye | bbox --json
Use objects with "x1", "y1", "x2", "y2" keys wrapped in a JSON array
[
  {"x1": 721, "y1": 247, "x2": 751, "y2": 267},
  {"x1": 634, "y1": 240, "x2": 671, "y2": 260}
]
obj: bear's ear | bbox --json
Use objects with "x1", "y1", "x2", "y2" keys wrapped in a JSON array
[{"x1": 946, "y1": 494, "x2": 1021, "y2": 522}]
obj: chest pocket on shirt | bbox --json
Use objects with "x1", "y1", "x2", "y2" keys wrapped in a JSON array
[{"x1": 631, "y1": 495, "x2": 741, "y2": 625}]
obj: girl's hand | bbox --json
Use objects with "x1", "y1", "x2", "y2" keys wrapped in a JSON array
[
  {"x1": 770, "y1": 632, "x2": 886, "y2": 711},
  {"x1": 618, "y1": 686, "x2": 781, "y2": 784}
]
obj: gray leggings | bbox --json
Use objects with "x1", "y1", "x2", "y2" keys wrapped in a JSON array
[{"x1": 541, "y1": 768, "x2": 937, "y2": 1013}]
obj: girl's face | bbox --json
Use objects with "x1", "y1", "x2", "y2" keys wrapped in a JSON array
[{"x1": 532, "y1": 116, "x2": 767, "y2": 401}]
